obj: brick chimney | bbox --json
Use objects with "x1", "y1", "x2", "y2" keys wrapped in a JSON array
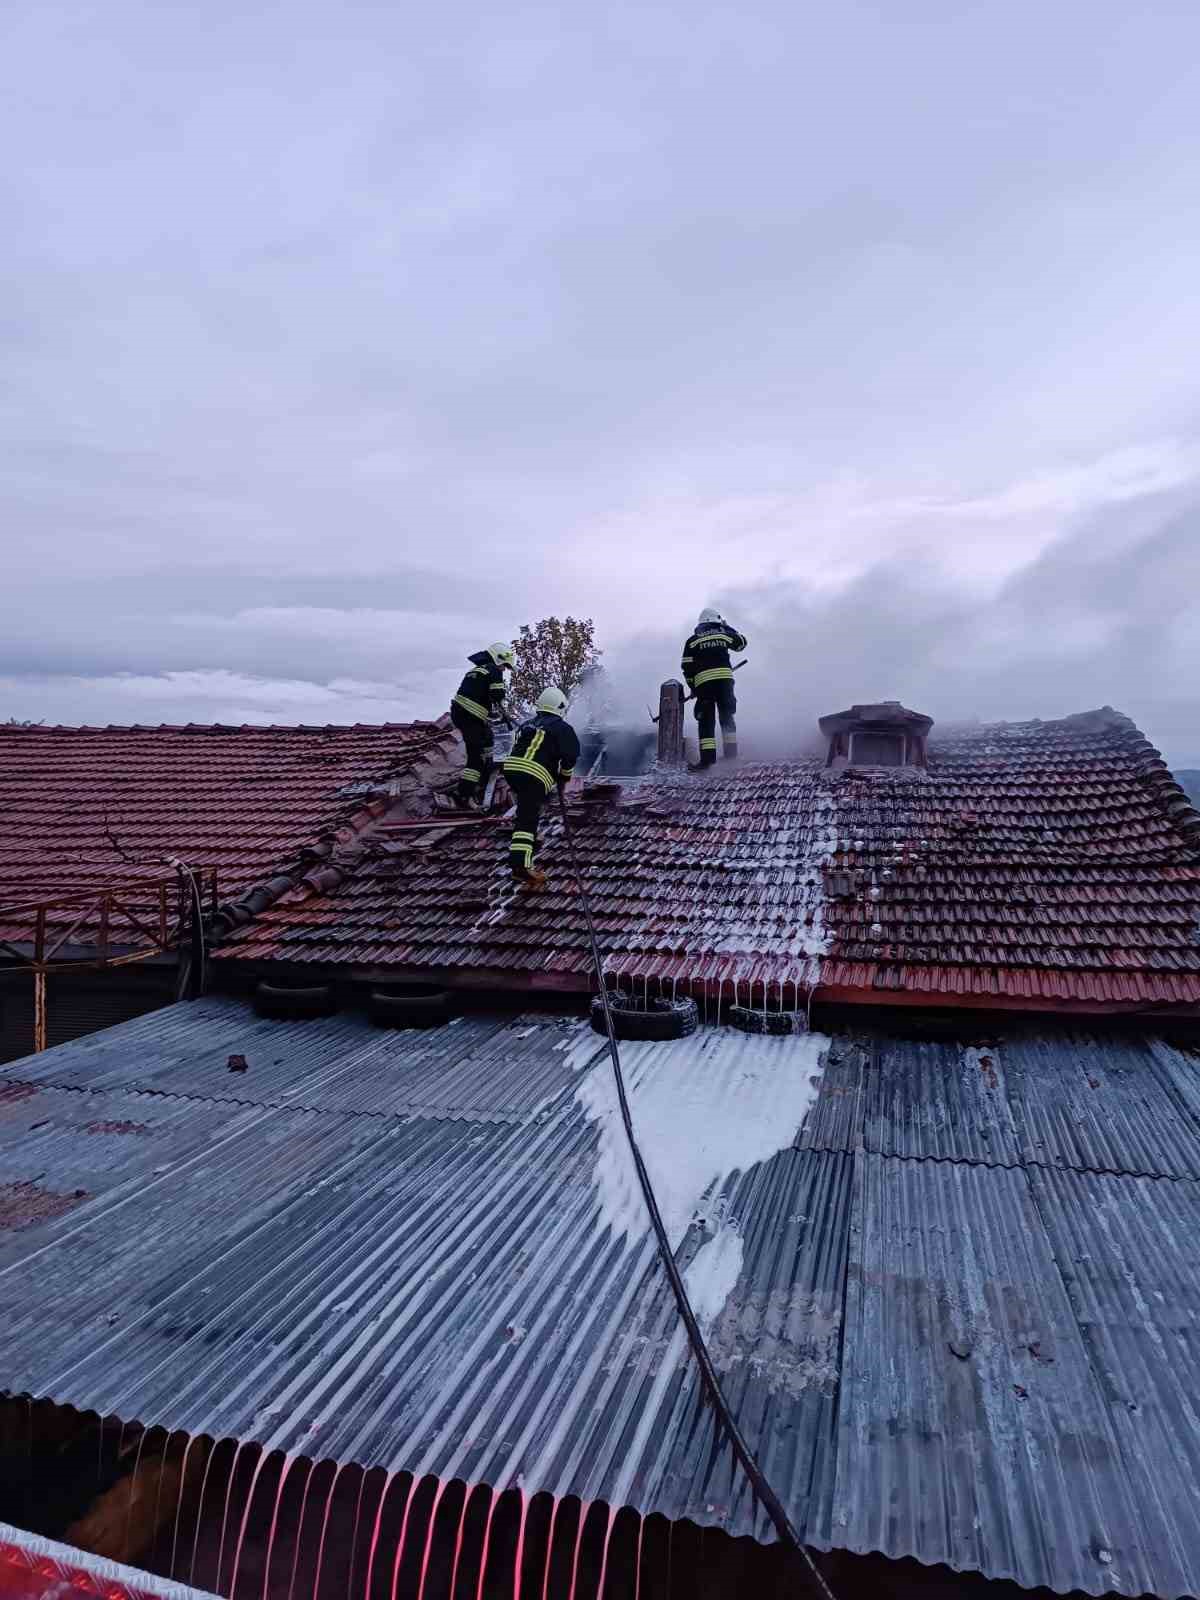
[{"x1": 656, "y1": 681, "x2": 686, "y2": 766}]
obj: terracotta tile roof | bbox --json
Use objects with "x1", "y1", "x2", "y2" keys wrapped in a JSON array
[
  {"x1": 219, "y1": 706, "x2": 1200, "y2": 1012},
  {"x1": 817, "y1": 708, "x2": 1200, "y2": 1007},
  {"x1": 0, "y1": 720, "x2": 459, "y2": 951},
  {"x1": 220, "y1": 763, "x2": 831, "y2": 994}
]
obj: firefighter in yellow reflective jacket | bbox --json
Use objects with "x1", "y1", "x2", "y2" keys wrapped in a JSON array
[
  {"x1": 681, "y1": 609, "x2": 748, "y2": 769},
  {"x1": 450, "y1": 643, "x2": 515, "y2": 806},
  {"x1": 502, "y1": 687, "x2": 580, "y2": 889}
]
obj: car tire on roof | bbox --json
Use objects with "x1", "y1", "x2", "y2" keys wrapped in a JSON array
[
  {"x1": 368, "y1": 985, "x2": 451, "y2": 1030},
  {"x1": 253, "y1": 981, "x2": 336, "y2": 1020},
  {"x1": 589, "y1": 993, "x2": 699, "y2": 1042},
  {"x1": 728, "y1": 1005, "x2": 806, "y2": 1035}
]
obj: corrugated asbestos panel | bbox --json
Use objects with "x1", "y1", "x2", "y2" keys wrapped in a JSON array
[
  {"x1": 1003, "y1": 1033, "x2": 1200, "y2": 1179},
  {"x1": 1031, "y1": 1167, "x2": 1200, "y2": 1599},
  {"x1": 852, "y1": 1030, "x2": 1200, "y2": 1179},
  {"x1": 0, "y1": 1017, "x2": 847, "y2": 1544},
  {"x1": 2, "y1": 998, "x2": 600, "y2": 1125},
  {"x1": 1144, "y1": 1035, "x2": 1200, "y2": 1130},
  {"x1": 831, "y1": 1155, "x2": 1158, "y2": 1596},
  {"x1": 795, "y1": 1034, "x2": 866, "y2": 1153},
  {"x1": 10, "y1": 1003, "x2": 1200, "y2": 1594},
  {"x1": 864, "y1": 1036, "x2": 1023, "y2": 1166}
]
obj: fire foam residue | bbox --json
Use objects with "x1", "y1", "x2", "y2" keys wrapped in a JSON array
[
  {"x1": 575, "y1": 1029, "x2": 829, "y2": 1253},
  {"x1": 683, "y1": 1221, "x2": 745, "y2": 1331},
  {"x1": 600, "y1": 767, "x2": 838, "y2": 991}
]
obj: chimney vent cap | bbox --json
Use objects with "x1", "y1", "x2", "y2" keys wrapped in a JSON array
[{"x1": 819, "y1": 702, "x2": 933, "y2": 738}]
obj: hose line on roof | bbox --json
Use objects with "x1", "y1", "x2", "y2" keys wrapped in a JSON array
[
  {"x1": 167, "y1": 857, "x2": 207, "y2": 998},
  {"x1": 555, "y1": 792, "x2": 837, "y2": 1600}
]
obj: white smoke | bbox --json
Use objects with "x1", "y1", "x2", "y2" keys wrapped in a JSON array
[{"x1": 594, "y1": 485, "x2": 1200, "y2": 765}]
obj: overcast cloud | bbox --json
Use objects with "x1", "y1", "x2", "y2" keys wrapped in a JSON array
[{"x1": 3, "y1": 1, "x2": 1200, "y2": 759}]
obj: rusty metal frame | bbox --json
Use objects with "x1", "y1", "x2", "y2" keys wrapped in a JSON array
[{"x1": 0, "y1": 873, "x2": 218, "y2": 1051}]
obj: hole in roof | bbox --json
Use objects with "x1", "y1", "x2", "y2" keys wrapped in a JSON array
[{"x1": 578, "y1": 726, "x2": 657, "y2": 778}]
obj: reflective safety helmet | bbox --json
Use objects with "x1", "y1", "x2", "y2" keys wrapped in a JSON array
[{"x1": 536, "y1": 686, "x2": 568, "y2": 715}]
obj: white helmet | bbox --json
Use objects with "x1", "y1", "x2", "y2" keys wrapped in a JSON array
[
  {"x1": 536, "y1": 686, "x2": 568, "y2": 715},
  {"x1": 488, "y1": 642, "x2": 515, "y2": 668},
  {"x1": 698, "y1": 607, "x2": 721, "y2": 626}
]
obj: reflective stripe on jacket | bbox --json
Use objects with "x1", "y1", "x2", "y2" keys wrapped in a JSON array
[
  {"x1": 452, "y1": 651, "x2": 508, "y2": 722},
  {"x1": 502, "y1": 713, "x2": 580, "y2": 793},
  {"x1": 681, "y1": 621, "x2": 747, "y2": 692}
]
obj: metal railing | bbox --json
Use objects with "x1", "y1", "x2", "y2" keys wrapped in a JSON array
[{"x1": 0, "y1": 871, "x2": 218, "y2": 1051}]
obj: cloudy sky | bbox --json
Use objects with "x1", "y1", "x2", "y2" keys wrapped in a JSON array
[{"x1": 4, "y1": 0, "x2": 1200, "y2": 760}]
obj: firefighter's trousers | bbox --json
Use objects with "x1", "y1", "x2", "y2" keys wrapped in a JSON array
[
  {"x1": 694, "y1": 682, "x2": 738, "y2": 764},
  {"x1": 507, "y1": 772, "x2": 547, "y2": 873},
  {"x1": 451, "y1": 703, "x2": 494, "y2": 800}
]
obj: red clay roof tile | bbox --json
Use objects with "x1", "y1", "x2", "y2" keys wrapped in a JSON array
[
  {"x1": 217, "y1": 705, "x2": 1200, "y2": 1011},
  {"x1": 0, "y1": 719, "x2": 458, "y2": 951}
]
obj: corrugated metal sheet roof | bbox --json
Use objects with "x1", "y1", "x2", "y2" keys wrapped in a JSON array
[
  {"x1": 2, "y1": 1000, "x2": 591, "y2": 1125},
  {"x1": 1001, "y1": 1032, "x2": 1200, "y2": 1179},
  {"x1": 863, "y1": 1035, "x2": 1025, "y2": 1167},
  {"x1": 1032, "y1": 1166, "x2": 1200, "y2": 1599},
  {"x1": 832, "y1": 1155, "x2": 1155, "y2": 1594},
  {"x1": 0, "y1": 1004, "x2": 840, "y2": 1546},
  {"x1": 1145, "y1": 1035, "x2": 1200, "y2": 1129},
  {"x1": 801, "y1": 1028, "x2": 1200, "y2": 1181},
  {"x1": 6, "y1": 1001, "x2": 1200, "y2": 1595},
  {"x1": 796, "y1": 1035, "x2": 868, "y2": 1157}
]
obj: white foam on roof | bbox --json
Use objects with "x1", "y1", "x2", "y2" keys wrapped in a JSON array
[
  {"x1": 684, "y1": 1220, "x2": 745, "y2": 1330},
  {"x1": 573, "y1": 1024, "x2": 830, "y2": 1511},
  {"x1": 599, "y1": 770, "x2": 837, "y2": 970},
  {"x1": 575, "y1": 1028, "x2": 829, "y2": 1251}
]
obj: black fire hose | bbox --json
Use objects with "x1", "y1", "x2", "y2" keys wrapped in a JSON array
[{"x1": 555, "y1": 791, "x2": 836, "y2": 1599}]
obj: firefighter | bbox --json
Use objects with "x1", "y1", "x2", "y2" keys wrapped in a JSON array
[
  {"x1": 450, "y1": 642, "x2": 515, "y2": 807},
  {"x1": 502, "y1": 686, "x2": 580, "y2": 889},
  {"x1": 681, "y1": 608, "x2": 748, "y2": 768}
]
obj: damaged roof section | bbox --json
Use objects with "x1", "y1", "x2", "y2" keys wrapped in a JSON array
[
  {"x1": 220, "y1": 763, "x2": 837, "y2": 995},
  {"x1": 6, "y1": 705, "x2": 1200, "y2": 1014},
  {"x1": 4, "y1": 1003, "x2": 1200, "y2": 1595},
  {"x1": 221, "y1": 707, "x2": 1200, "y2": 1013},
  {"x1": 0, "y1": 720, "x2": 459, "y2": 953}
]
